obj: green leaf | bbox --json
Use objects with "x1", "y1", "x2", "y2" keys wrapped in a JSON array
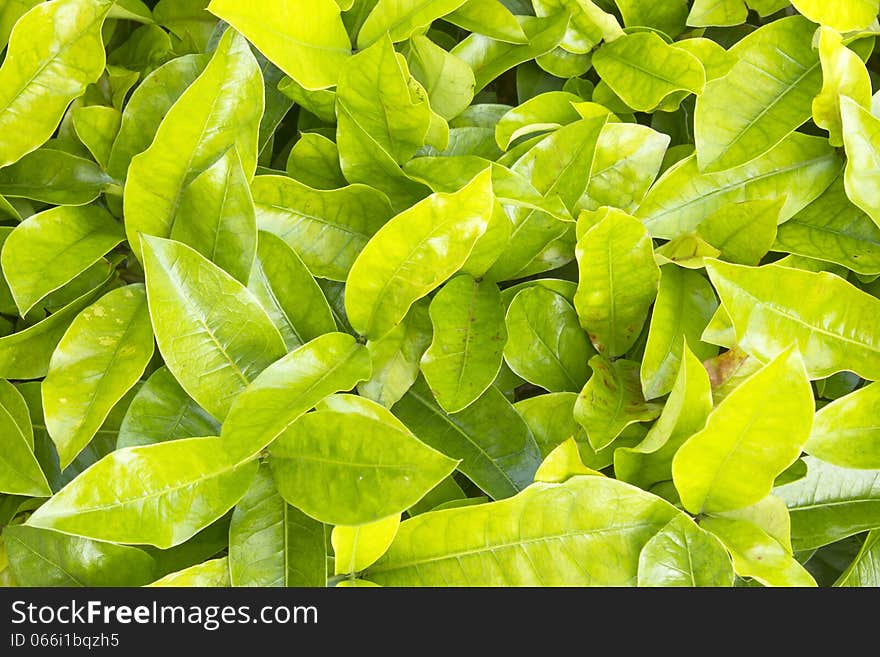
[
  {"x1": 583, "y1": 122, "x2": 670, "y2": 213},
  {"x1": 335, "y1": 36, "x2": 433, "y2": 209},
  {"x1": 142, "y1": 235, "x2": 286, "y2": 421},
  {"x1": 358, "y1": 0, "x2": 466, "y2": 48},
  {"x1": 169, "y1": 147, "x2": 256, "y2": 284},
  {"x1": 714, "y1": 494, "x2": 792, "y2": 550},
  {"x1": 696, "y1": 199, "x2": 782, "y2": 266},
  {"x1": 117, "y1": 367, "x2": 219, "y2": 449},
  {"x1": 2, "y1": 205, "x2": 123, "y2": 316},
  {"x1": 406, "y1": 35, "x2": 475, "y2": 122},
  {"x1": 773, "y1": 176, "x2": 880, "y2": 276},
  {"x1": 503, "y1": 286, "x2": 593, "y2": 393},
  {"x1": 27, "y1": 436, "x2": 258, "y2": 548},
  {"x1": 701, "y1": 516, "x2": 817, "y2": 587},
  {"x1": 813, "y1": 27, "x2": 872, "y2": 148},
  {"x1": 346, "y1": 169, "x2": 493, "y2": 339},
  {"x1": 451, "y1": 13, "x2": 570, "y2": 93},
  {"x1": 694, "y1": 16, "x2": 822, "y2": 173},
  {"x1": 494, "y1": 91, "x2": 583, "y2": 151},
  {"x1": 532, "y1": 0, "x2": 622, "y2": 54},
  {"x1": 640, "y1": 266, "x2": 718, "y2": 400},
  {"x1": 776, "y1": 457, "x2": 880, "y2": 550},
  {"x1": 360, "y1": 301, "x2": 433, "y2": 408},
  {"x1": 486, "y1": 115, "x2": 608, "y2": 282},
  {"x1": 841, "y1": 95, "x2": 880, "y2": 228},
  {"x1": 790, "y1": 0, "x2": 879, "y2": 32},
  {"x1": 43, "y1": 285, "x2": 155, "y2": 469},
  {"x1": 638, "y1": 133, "x2": 841, "y2": 240},
  {"x1": 672, "y1": 346, "x2": 814, "y2": 515},
  {"x1": 248, "y1": 231, "x2": 336, "y2": 351},
  {"x1": 421, "y1": 275, "x2": 506, "y2": 413},
  {"x1": 516, "y1": 391, "x2": 639, "y2": 469},
  {"x1": 27, "y1": 383, "x2": 136, "y2": 494},
  {"x1": 72, "y1": 105, "x2": 121, "y2": 170},
  {"x1": 277, "y1": 77, "x2": 337, "y2": 123},
  {"x1": 707, "y1": 259, "x2": 880, "y2": 380},
  {"x1": 806, "y1": 383, "x2": 880, "y2": 469},
  {"x1": 0, "y1": 380, "x2": 51, "y2": 497},
  {"x1": 393, "y1": 378, "x2": 542, "y2": 499},
  {"x1": 533, "y1": 437, "x2": 602, "y2": 483},
  {"x1": 148, "y1": 557, "x2": 230, "y2": 587},
  {"x1": 208, "y1": 0, "x2": 350, "y2": 91},
  {"x1": 593, "y1": 32, "x2": 705, "y2": 112},
  {"x1": 107, "y1": 53, "x2": 209, "y2": 182},
  {"x1": 574, "y1": 208, "x2": 660, "y2": 357},
  {"x1": 655, "y1": 232, "x2": 721, "y2": 269},
  {"x1": 836, "y1": 530, "x2": 880, "y2": 586},
  {"x1": 285, "y1": 133, "x2": 347, "y2": 190},
  {"x1": 574, "y1": 356, "x2": 662, "y2": 451},
  {"x1": 445, "y1": 0, "x2": 528, "y2": 44},
  {"x1": 5, "y1": 525, "x2": 156, "y2": 587},
  {"x1": 617, "y1": 344, "x2": 714, "y2": 493},
  {"x1": 0, "y1": 0, "x2": 113, "y2": 168},
  {"x1": 0, "y1": 147, "x2": 114, "y2": 205},
  {"x1": 124, "y1": 29, "x2": 262, "y2": 259},
  {"x1": 0, "y1": 1, "x2": 42, "y2": 50},
  {"x1": 687, "y1": 0, "x2": 748, "y2": 27},
  {"x1": 332, "y1": 514, "x2": 401, "y2": 574},
  {"x1": 616, "y1": 0, "x2": 688, "y2": 36},
  {"x1": 0, "y1": 276, "x2": 111, "y2": 380},
  {"x1": 673, "y1": 36, "x2": 736, "y2": 82},
  {"x1": 106, "y1": 23, "x2": 174, "y2": 75},
  {"x1": 270, "y1": 401, "x2": 457, "y2": 525},
  {"x1": 253, "y1": 175, "x2": 394, "y2": 282},
  {"x1": 220, "y1": 332, "x2": 372, "y2": 462},
  {"x1": 228, "y1": 466, "x2": 326, "y2": 587},
  {"x1": 366, "y1": 476, "x2": 679, "y2": 585},
  {"x1": 637, "y1": 515, "x2": 734, "y2": 587}
]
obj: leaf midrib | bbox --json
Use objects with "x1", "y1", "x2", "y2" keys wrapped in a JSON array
[
  {"x1": 704, "y1": 53, "x2": 819, "y2": 169},
  {"x1": 406, "y1": 387, "x2": 519, "y2": 492},
  {"x1": 641, "y1": 154, "x2": 838, "y2": 225}
]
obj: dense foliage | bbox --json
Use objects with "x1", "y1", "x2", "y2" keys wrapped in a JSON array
[{"x1": 1, "y1": 0, "x2": 880, "y2": 588}]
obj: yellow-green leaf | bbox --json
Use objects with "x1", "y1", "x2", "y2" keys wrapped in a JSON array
[
  {"x1": 142, "y1": 235, "x2": 286, "y2": 421},
  {"x1": 672, "y1": 347, "x2": 814, "y2": 515},
  {"x1": 791, "y1": 0, "x2": 880, "y2": 32},
  {"x1": 124, "y1": 29, "x2": 263, "y2": 259},
  {"x1": 701, "y1": 516, "x2": 817, "y2": 587},
  {"x1": 346, "y1": 169, "x2": 493, "y2": 340},
  {"x1": 813, "y1": 27, "x2": 872, "y2": 147},
  {"x1": 421, "y1": 275, "x2": 506, "y2": 413},
  {"x1": 0, "y1": 0, "x2": 113, "y2": 168},
  {"x1": 574, "y1": 356, "x2": 662, "y2": 451},
  {"x1": 637, "y1": 515, "x2": 734, "y2": 587},
  {"x1": 1, "y1": 205, "x2": 123, "y2": 316},
  {"x1": 574, "y1": 208, "x2": 659, "y2": 357},
  {"x1": 208, "y1": 0, "x2": 350, "y2": 91},
  {"x1": 366, "y1": 476, "x2": 679, "y2": 586},
  {"x1": 707, "y1": 259, "x2": 880, "y2": 380},
  {"x1": 43, "y1": 286, "x2": 154, "y2": 469},
  {"x1": 593, "y1": 31, "x2": 705, "y2": 112},
  {"x1": 221, "y1": 333, "x2": 372, "y2": 463},
  {"x1": 695, "y1": 16, "x2": 822, "y2": 173},
  {"x1": 332, "y1": 514, "x2": 401, "y2": 575},
  {"x1": 806, "y1": 383, "x2": 880, "y2": 469},
  {"x1": 28, "y1": 437, "x2": 258, "y2": 548}
]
